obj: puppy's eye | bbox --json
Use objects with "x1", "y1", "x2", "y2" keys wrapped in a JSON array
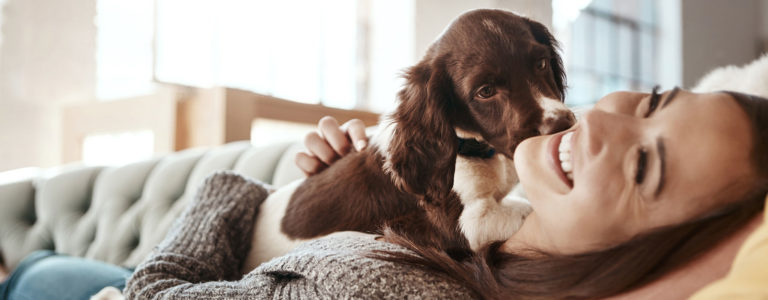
[
  {"x1": 536, "y1": 58, "x2": 548, "y2": 70},
  {"x1": 476, "y1": 85, "x2": 496, "y2": 99}
]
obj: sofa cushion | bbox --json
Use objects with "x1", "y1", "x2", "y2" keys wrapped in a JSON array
[
  {"x1": 0, "y1": 175, "x2": 57, "y2": 270},
  {"x1": 0, "y1": 141, "x2": 305, "y2": 270}
]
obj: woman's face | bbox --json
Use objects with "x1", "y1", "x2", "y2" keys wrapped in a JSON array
[{"x1": 512, "y1": 89, "x2": 755, "y2": 253}]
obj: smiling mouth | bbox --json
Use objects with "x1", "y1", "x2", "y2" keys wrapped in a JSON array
[{"x1": 551, "y1": 131, "x2": 574, "y2": 188}]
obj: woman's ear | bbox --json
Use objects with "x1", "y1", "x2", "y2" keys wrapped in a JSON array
[
  {"x1": 525, "y1": 18, "x2": 567, "y2": 98},
  {"x1": 387, "y1": 57, "x2": 458, "y2": 206}
]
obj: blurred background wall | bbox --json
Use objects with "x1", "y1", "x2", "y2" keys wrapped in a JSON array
[
  {"x1": 0, "y1": 0, "x2": 96, "y2": 171},
  {"x1": 0, "y1": 0, "x2": 766, "y2": 172}
]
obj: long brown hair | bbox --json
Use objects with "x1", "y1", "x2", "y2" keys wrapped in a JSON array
[{"x1": 375, "y1": 91, "x2": 768, "y2": 300}]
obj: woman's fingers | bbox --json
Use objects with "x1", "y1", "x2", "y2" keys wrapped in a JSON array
[
  {"x1": 303, "y1": 131, "x2": 338, "y2": 165},
  {"x1": 342, "y1": 118, "x2": 368, "y2": 151},
  {"x1": 295, "y1": 151, "x2": 326, "y2": 176},
  {"x1": 318, "y1": 116, "x2": 352, "y2": 156},
  {"x1": 297, "y1": 116, "x2": 370, "y2": 176}
]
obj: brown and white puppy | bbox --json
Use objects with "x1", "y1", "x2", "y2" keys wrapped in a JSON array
[{"x1": 242, "y1": 9, "x2": 574, "y2": 271}]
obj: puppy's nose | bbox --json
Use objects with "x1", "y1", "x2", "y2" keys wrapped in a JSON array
[{"x1": 540, "y1": 110, "x2": 576, "y2": 135}]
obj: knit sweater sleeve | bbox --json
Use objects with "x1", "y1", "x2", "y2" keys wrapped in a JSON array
[
  {"x1": 256, "y1": 233, "x2": 476, "y2": 299},
  {"x1": 123, "y1": 171, "x2": 474, "y2": 299},
  {"x1": 123, "y1": 171, "x2": 291, "y2": 299}
]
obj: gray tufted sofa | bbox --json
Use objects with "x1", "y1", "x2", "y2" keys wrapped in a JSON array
[{"x1": 0, "y1": 141, "x2": 307, "y2": 272}]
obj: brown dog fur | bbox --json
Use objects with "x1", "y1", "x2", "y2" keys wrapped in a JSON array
[{"x1": 280, "y1": 9, "x2": 571, "y2": 253}]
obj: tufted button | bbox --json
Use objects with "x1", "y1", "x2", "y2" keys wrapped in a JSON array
[
  {"x1": 45, "y1": 240, "x2": 55, "y2": 251},
  {"x1": 129, "y1": 236, "x2": 140, "y2": 250},
  {"x1": 80, "y1": 198, "x2": 91, "y2": 214},
  {"x1": 24, "y1": 211, "x2": 37, "y2": 225},
  {"x1": 88, "y1": 229, "x2": 97, "y2": 244},
  {"x1": 130, "y1": 196, "x2": 141, "y2": 206}
]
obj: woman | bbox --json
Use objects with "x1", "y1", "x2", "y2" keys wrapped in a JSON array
[
  {"x1": 370, "y1": 88, "x2": 768, "y2": 299},
  {"x1": 297, "y1": 88, "x2": 768, "y2": 299},
  {"x1": 122, "y1": 87, "x2": 768, "y2": 299},
  {"x1": 2, "y1": 88, "x2": 767, "y2": 299}
]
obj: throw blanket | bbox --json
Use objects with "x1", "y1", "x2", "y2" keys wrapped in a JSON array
[{"x1": 123, "y1": 171, "x2": 473, "y2": 299}]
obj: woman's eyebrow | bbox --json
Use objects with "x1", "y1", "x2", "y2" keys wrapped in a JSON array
[
  {"x1": 655, "y1": 137, "x2": 666, "y2": 198},
  {"x1": 661, "y1": 86, "x2": 680, "y2": 109}
]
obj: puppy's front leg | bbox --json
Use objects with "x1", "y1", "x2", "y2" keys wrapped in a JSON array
[
  {"x1": 459, "y1": 198, "x2": 531, "y2": 250},
  {"x1": 454, "y1": 154, "x2": 527, "y2": 250}
]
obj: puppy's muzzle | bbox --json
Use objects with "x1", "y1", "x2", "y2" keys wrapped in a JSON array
[{"x1": 540, "y1": 110, "x2": 576, "y2": 135}]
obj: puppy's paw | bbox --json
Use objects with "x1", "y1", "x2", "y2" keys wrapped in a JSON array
[{"x1": 460, "y1": 198, "x2": 532, "y2": 250}]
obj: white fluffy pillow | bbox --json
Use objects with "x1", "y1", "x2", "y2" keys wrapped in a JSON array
[{"x1": 692, "y1": 53, "x2": 768, "y2": 97}]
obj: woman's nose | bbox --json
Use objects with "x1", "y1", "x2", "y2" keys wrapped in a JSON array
[{"x1": 579, "y1": 109, "x2": 637, "y2": 157}]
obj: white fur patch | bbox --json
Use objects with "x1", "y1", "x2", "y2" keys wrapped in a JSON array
[
  {"x1": 692, "y1": 53, "x2": 768, "y2": 97},
  {"x1": 453, "y1": 151, "x2": 530, "y2": 249},
  {"x1": 455, "y1": 128, "x2": 484, "y2": 141},
  {"x1": 242, "y1": 180, "x2": 308, "y2": 273},
  {"x1": 370, "y1": 116, "x2": 396, "y2": 158},
  {"x1": 453, "y1": 154, "x2": 518, "y2": 205},
  {"x1": 505, "y1": 183, "x2": 529, "y2": 204},
  {"x1": 460, "y1": 195, "x2": 532, "y2": 250},
  {"x1": 90, "y1": 287, "x2": 124, "y2": 300},
  {"x1": 537, "y1": 96, "x2": 570, "y2": 134}
]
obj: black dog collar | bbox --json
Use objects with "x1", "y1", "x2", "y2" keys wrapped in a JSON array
[{"x1": 457, "y1": 137, "x2": 496, "y2": 159}]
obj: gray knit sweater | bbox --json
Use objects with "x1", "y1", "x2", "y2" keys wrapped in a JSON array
[{"x1": 124, "y1": 171, "x2": 474, "y2": 299}]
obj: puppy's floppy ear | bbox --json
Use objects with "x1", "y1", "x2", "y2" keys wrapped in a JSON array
[
  {"x1": 525, "y1": 18, "x2": 567, "y2": 99},
  {"x1": 387, "y1": 56, "x2": 458, "y2": 205}
]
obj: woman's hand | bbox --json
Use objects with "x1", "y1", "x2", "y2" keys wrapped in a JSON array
[{"x1": 296, "y1": 116, "x2": 368, "y2": 176}]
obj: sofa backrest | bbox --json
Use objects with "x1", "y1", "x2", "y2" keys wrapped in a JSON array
[{"x1": 0, "y1": 141, "x2": 306, "y2": 271}]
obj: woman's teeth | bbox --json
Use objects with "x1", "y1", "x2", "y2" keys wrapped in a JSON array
[{"x1": 558, "y1": 132, "x2": 574, "y2": 181}]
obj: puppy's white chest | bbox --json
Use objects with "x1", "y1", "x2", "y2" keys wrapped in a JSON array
[{"x1": 453, "y1": 154, "x2": 518, "y2": 201}]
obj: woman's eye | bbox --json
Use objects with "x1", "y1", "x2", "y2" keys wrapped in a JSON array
[
  {"x1": 536, "y1": 58, "x2": 547, "y2": 70},
  {"x1": 635, "y1": 148, "x2": 648, "y2": 184},
  {"x1": 476, "y1": 85, "x2": 496, "y2": 99},
  {"x1": 645, "y1": 87, "x2": 662, "y2": 117}
]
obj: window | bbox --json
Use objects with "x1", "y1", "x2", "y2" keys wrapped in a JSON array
[
  {"x1": 90, "y1": 1, "x2": 415, "y2": 164},
  {"x1": 91, "y1": 0, "x2": 156, "y2": 165},
  {"x1": 553, "y1": 0, "x2": 658, "y2": 106},
  {"x1": 96, "y1": 0, "x2": 155, "y2": 100},
  {"x1": 96, "y1": 0, "x2": 414, "y2": 112},
  {"x1": 82, "y1": 131, "x2": 155, "y2": 166},
  {"x1": 154, "y1": 0, "x2": 413, "y2": 112}
]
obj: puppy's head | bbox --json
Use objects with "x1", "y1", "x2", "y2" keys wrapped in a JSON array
[
  {"x1": 387, "y1": 9, "x2": 574, "y2": 203},
  {"x1": 439, "y1": 9, "x2": 574, "y2": 155}
]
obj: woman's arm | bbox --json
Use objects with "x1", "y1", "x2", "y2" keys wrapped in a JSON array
[
  {"x1": 295, "y1": 117, "x2": 368, "y2": 175},
  {"x1": 125, "y1": 117, "x2": 369, "y2": 298},
  {"x1": 124, "y1": 172, "x2": 285, "y2": 298},
  {"x1": 124, "y1": 136, "x2": 471, "y2": 299}
]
